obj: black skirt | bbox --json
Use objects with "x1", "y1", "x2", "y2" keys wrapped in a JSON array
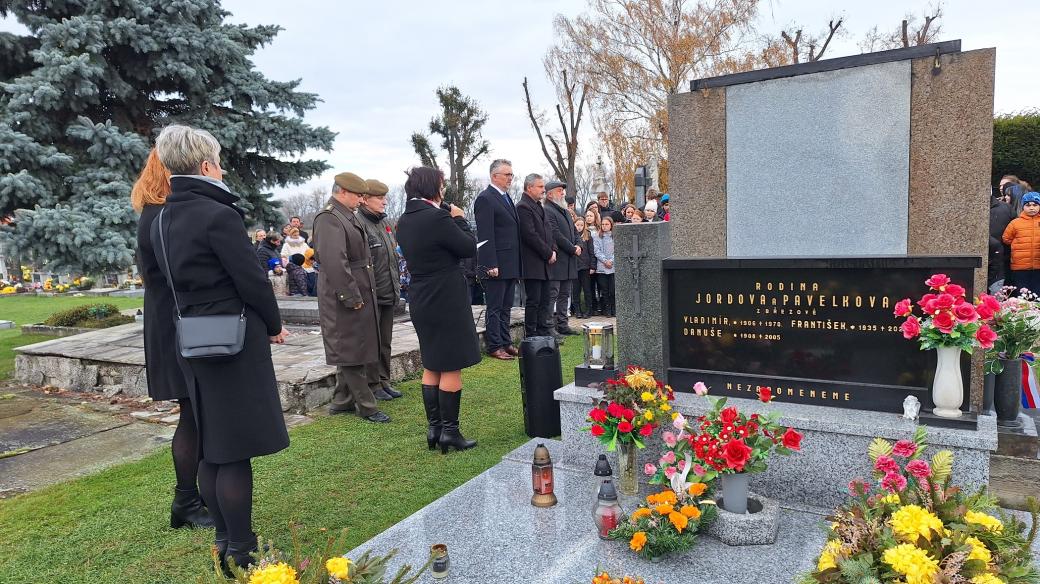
[{"x1": 409, "y1": 267, "x2": 481, "y2": 372}]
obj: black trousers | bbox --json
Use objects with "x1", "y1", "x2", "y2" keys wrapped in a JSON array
[
  {"x1": 548, "y1": 279, "x2": 571, "y2": 331},
  {"x1": 573, "y1": 271, "x2": 594, "y2": 315},
  {"x1": 483, "y1": 278, "x2": 515, "y2": 352},
  {"x1": 1010, "y1": 270, "x2": 1040, "y2": 296},
  {"x1": 595, "y1": 273, "x2": 615, "y2": 316},
  {"x1": 523, "y1": 278, "x2": 551, "y2": 337}
]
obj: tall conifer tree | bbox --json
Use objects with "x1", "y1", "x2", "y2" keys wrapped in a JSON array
[{"x1": 0, "y1": 1, "x2": 334, "y2": 272}]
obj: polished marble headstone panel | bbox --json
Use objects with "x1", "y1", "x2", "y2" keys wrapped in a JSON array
[{"x1": 726, "y1": 60, "x2": 911, "y2": 256}]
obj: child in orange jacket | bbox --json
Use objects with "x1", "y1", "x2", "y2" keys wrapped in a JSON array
[{"x1": 1003, "y1": 191, "x2": 1040, "y2": 293}]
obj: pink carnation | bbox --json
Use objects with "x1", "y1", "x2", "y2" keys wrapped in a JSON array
[
  {"x1": 660, "y1": 451, "x2": 676, "y2": 465},
  {"x1": 892, "y1": 440, "x2": 917, "y2": 458},
  {"x1": 644, "y1": 463, "x2": 657, "y2": 476},
  {"x1": 693, "y1": 381, "x2": 709, "y2": 396},
  {"x1": 692, "y1": 463, "x2": 706, "y2": 476},
  {"x1": 664, "y1": 466, "x2": 677, "y2": 479},
  {"x1": 874, "y1": 455, "x2": 899, "y2": 474},
  {"x1": 905, "y1": 459, "x2": 931, "y2": 479},
  {"x1": 881, "y1": 472, "x2": 908, "y2": 493},
  {"x1": 662, "y1": 431, "x2": 678, "y2": 448}
]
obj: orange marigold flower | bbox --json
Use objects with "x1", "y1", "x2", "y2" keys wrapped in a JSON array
[
  {"x1": 656, "y1": 490, "x2": 677, "y2": 505},
  {"x1": 629, "y1": 531, "x2": 647, "y2": 552},
  {"x1": 669, "y1": 511, "x2": 689, "y2": 533},
  {"x1": 645, "y1": 493, "x2": 660, "y2": 505},
  {"x1": 688, "y1": 483, "x2": 708, "y2": 496},
  {"x1": 680, "y1": 504, "x2": 702, "y2": 519},
  {"x1": 629, "y1": 507, "x2": 652, "y2": 521},
  {"x1": 654, "y1": 503, "x2": 674, "y2": 516}
]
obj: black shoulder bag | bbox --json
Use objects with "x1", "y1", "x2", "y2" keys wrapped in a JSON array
[{"x1": 157, "y1": 206, "x2": 247, "y2": 359}]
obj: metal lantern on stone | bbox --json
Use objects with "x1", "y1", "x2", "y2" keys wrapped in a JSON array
[{"x1": 582, "y1": 322, "x2": 614, "y2": 369}]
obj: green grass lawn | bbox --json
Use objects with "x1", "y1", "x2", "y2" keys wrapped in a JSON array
[
  {"x1": 0, "y1": 333, "x2": 584, "y2": 583},
  {"x1": 0, "y1": 295, "x2": 145, "y2": 378}
]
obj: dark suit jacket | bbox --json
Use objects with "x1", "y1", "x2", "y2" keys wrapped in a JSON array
[
  {"x1": 545, "y1": 200, "x2": 578, "y2": 280},
  {"x1": 517, "y1": 194, "x2": 557, "y2": 281},
  {"x1": 474, "y1": 185, "x2": 521, "y2": 279}
]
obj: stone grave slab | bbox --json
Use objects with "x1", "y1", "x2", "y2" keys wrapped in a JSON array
[
  {"x1": 346, "y1": 439, "x2": 828, "y2": 583},
  {"x1": 15, "y1": 307, "x2": 525, "y2": 413},
  {"x1": 0, "y1": 393, "x2": 127, "y2": 453}
]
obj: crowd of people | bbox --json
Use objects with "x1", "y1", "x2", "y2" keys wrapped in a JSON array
[
  {"x1": 129, "y1": 122, "x2": 667, "y2": 574},
  {"x1": 990, "y1": 174, "x2": 1040, "y2": 293}
]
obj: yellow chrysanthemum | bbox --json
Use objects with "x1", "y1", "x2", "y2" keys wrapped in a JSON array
[
  {"x1": 668, "y1": 511, "x2": 689, "y2": 533},
  {"x1": 970, "y1": 574, "x2": 1004, "y2": 584},
  {"x1": 679, "y1": 504, "x2": 701, "y2": 520},
  {"x1": 326, "y1": 556, "x2": 352, "y2": 580},
  {"x1": 654, "y1": 503, "x2": 674, "y2": 516},
  {"x1": 671, "y1": 412, "x2": 680, "y2": 420},
  {"x1": 248, "y1": 562, "x2": 300, "y2": 584},
  {"x1": 629, "y1": 531, "x2": 647, "y2": 552},
  {"x1": 629, "y1": 507, "x2": 651, "y2": 521},
  {"x1": 816, "y1": 539, "x2": 843, "y2": 572},
  {"x1": 888, "y1": 505, "x2": 944, "y2": 542},
  {"x1": 882, "y1": 544, "x2": 940, "y2": 584},
  {"x1": 965, "y1": 536, "x2": 992, "y2": 564},
  {"x1": 640, "y1": 391, "x2": 654, "y2": 402},
  {"x1": 964, "y1": 510, "x2": 1004, "y2": 533},
  {"x1": 880, "y1": 493, "x2": 900, "y2": 505},
  {"x1": 625, "y1": 369, "x2": 655, "y2": 389},
  {"x1": 660, "y1": 403, "x2": 672, "y2": 411}
]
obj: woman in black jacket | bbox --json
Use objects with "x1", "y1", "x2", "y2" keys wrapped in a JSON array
[
  {"x1": 153, "y1": 125, "x2": 289, "y2": 572},
  {"x1": 133, "y1": 149, "x2": 213, "y2": 530},
  {"x1": 395, "y1": 167, "x2": 481, "y2": 453}
]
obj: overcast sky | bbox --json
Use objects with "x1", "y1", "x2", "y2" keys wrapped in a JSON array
[{"x1": 4, "y1": 1, "x2": 1037, "y2": 198}]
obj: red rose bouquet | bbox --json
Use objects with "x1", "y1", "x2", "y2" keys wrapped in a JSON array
[
  {"x1": 893, "y1": 273, "x2": 997, "y2": 352},
  {"x1": 584, "y1": 367, "x2": 675, "y2": 450},
  {"x1": 645, "y1": 386, "x2": 802, "y2": 486}
]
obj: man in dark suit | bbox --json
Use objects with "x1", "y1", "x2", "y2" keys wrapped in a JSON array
[
  {"x1": 544, "y1": 180, "x2": 581, "y2": 337},
  {"x1": 474, "y1": 159, "x2": 521, "y2": 360},
  {"x1": 516, "y1": 174, "x2": 557, "y2": 338}
]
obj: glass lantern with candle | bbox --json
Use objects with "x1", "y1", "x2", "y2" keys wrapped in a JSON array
[
  {"x1": 593, "y1": 479, "x2": 623, "y2": 539},
  {"x1": 592, "y1": 453, "x2": 612, "y2": 512},
  {"x1": 582, "y1": 322, "x2": 614, "y2": 369},
  {"x1": 531, "y1": 443, "x2": 558, "y2": 508}
]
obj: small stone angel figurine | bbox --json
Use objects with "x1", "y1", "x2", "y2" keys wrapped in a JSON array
[{"x1": 903, "y1": 395, "x2": 921, "y2": 420}]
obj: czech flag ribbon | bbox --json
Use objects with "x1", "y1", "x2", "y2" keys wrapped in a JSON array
[{"x1": 1021, "y1": 355, "x2": 1039, "y2": 409}]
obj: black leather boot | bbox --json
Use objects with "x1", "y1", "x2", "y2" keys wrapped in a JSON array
[
  {"x1": 170, "y1": 487, "x2": 215, "y2": 529},
  {"x1": 225, "y1": 534, "x2": 258, "y2": 573},
  {"x1": 438, "y1": 390, "x2": 477, "y2": 454},
  {"x1": 421, "y1": 384, "x2": 441, "y2": 450},
  {"x1": 214, "y1": 531, "x2": 230, "y2": 577}
]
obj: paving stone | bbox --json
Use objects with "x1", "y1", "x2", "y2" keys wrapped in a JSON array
[{"x1": 129, "y1": 411, "x2": 163, "y2": 420}]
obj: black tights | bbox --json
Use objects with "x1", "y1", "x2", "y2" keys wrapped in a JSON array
[
  {"x1": 171, "y1": 399, "x2": 200, "y2": 491},
  {"x1": 198, "y1": 458, "x2": 254, "y2": 542}
]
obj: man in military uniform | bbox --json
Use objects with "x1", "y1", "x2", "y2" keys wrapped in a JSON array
[
  {"x1": 358, "y1": 178, "x2": 402, "y2": 401},
  {"x1": 311, "y1": 172, "x2": 389, "y2": 423}
]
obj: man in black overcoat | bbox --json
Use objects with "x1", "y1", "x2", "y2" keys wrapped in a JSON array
[
  {"x1": 474, "y1": 159, "x2": 521, "y2": 360},
  {"x1": 516, "y1": 174, "x2": 557, "y2": 338},
  {"x1": 544, "y1": 180, "x2": 581, "y2": 337}
]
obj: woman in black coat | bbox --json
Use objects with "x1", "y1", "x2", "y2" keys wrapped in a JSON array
[
  {"x1": 152, "y1": 125, "x2": 289, "y2": 572},
  {"x1": 133, "y1": 149, "x2": 213, "y2": 530},
  {"x1": 395, "y1": 167, "x2": 481, "y2": 453}
]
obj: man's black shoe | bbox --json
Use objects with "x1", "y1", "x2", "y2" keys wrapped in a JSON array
[
  {"x1": 382, "y1": 385, "x2": 403, "y2": 398},
  {"x1": 373, "y1": 388, "x2": 394, "y2": 401},
  {"x1": 364, "y1": 411, "x2": 392, "y2": 423}
]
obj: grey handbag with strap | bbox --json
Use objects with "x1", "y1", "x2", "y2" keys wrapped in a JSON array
[{"x1": 157, "y1": 206, "x2": 247, "y2": 359}]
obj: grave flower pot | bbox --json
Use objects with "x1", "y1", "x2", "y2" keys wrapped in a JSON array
[
  {"x1": 994, "y1": 358, "x2": 1023, "y2": 428},
  {"x1": 615, "y1": 442, "x2": 638, "y2": 496},
  {"x1": 931, "y1": 346, "x2": 964, "y2": 418},
  {"x1": 719, "y1": 472, "x2": 751, "y2": 514}
]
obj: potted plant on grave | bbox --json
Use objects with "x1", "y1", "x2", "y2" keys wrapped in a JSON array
[
  {"x1": 893, "y1": 273, "x2": 998, "y2": 418},
  {"x1": 583, "y1": 367, "x2": 676, "y2": 495},
  {"x1": 645, "y1": 384, "x2": 802, "y2": 515},
  {"x1": 981, "y1": 287, "x2": 1040, "y2": 427},
  {"x1": 607, "y1": 483, "x2": 716, "y2": 562},
  {"x1": 798, "y1": 428, "x2": 1039, "y2": 584}
]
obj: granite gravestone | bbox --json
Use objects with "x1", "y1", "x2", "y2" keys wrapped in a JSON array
[
  {"x1": 614, "y1": 221, "x2": 671, "y2": 376},
  {"x1": 663, "y1": 256, "x2": 980, "y2": 413},
  {"x1": 668, "y1": 40, "x2": 994, "y2": 411}
]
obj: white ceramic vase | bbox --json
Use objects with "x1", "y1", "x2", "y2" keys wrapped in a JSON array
[{"x1": 931, "y1": 345, "x2": 964, "y2": 418}]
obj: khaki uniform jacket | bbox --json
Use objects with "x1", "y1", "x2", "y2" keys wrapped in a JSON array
[
  {"x1": 312, "y1": 198, "x2": 379, "y2": 366},
  {"x1": 358, "y1": 206, "x2": 401, "y2": 305}
]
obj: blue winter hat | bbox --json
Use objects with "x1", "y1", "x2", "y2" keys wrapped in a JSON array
[
  {"x1": 267, "y1": 258, "x2": 282, "y2": 270},
  {"x1": 1024, "y1": 192, "x2": 1040, "y2": 205},
  {"x1": 660, "y1": 193, "x2": 670, "y2": 203}
]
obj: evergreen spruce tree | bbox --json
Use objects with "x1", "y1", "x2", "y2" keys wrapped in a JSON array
[{"x1": 0, "y1": 1, "x2": 334, "y2": 273}]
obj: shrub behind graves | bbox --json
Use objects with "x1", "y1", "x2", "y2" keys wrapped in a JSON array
[{"x1": 43, "y1": 303, "x2": 132, "y2": 328}]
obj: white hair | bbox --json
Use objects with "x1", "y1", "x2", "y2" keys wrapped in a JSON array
[{"x1": 155, "y1": 124, "x2": 221, "y2": 175}]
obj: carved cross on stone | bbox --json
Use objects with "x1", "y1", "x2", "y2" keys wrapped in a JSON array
[{"x1": 624, "y1": 233, "x2": 649, "y2": 311}]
